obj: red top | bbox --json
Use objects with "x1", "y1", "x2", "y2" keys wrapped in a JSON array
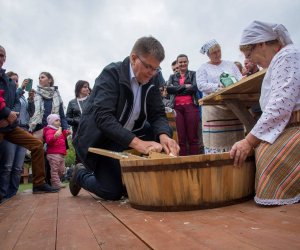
[
  {"x1": 0, "y1": 90, "x2": 6, "y2": 111},
  {"x1": 43, "y1": 126, "x2": 69, "y2": 155},
  {"x1": 174, "y1": 75, "x2": 193, "y2": 106}
]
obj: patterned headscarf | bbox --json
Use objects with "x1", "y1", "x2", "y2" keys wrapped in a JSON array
[
  {"x1": 240, "y1": 20, "x2": 293, "y2": 46},
  {"x1": 200, "y1": 39, "x2": 219, "y2": 55}
]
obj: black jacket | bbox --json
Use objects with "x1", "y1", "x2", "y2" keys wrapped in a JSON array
[
  {"x1": 0, "y1": 69, "x2": 20, "y2": 132},
  {"x1": 73, "y1": 57, "x2": 171, "y2": 170},
  {"x1": 166, "y1": 70, "x2": 198, "y2": 108},
  {"x1": 66, "y1": 97, "x2": 89, "y2": 134}
]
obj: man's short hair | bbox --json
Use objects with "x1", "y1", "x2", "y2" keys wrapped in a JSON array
[
  {"x1": 6, "y1": 71, "x2": 18, "y2": 78},
  {"x1": 131, "y1": 36, "x2": 165, "y2": 62},
  {"x1": 171, "y1": 60, "x2": 177, "y2": 66}
]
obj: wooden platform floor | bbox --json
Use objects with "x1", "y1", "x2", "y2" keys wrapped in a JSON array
[{"x1": 0, "y1": 188, "x2": 299, "y2": 250}]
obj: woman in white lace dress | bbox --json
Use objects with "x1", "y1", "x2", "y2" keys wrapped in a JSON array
[
  {"x1": 196, "y1": 40, "x2": 243, "y2": 154},
  {"x1": 230, "y1": 20, "x2": 300, "y2": 206}
]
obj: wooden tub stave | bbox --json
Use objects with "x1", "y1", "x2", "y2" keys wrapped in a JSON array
[
  {"x1": 166, "y1": 111, "x2": 178, "y2": 143},
  {"x1": 121, "y1": 153, "x2": 255, "y2": 211}
]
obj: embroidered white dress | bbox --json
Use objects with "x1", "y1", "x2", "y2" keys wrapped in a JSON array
[
  {"x1": 253, "y1": 44, "x2": 300, "y2": 206},
  {"x1": 196, "y1": 60, "x2": 242, "y2": 96},
  {"x1": 251, "y1": 44, "x2": 300, "y2": 143},
  {"x1": 196, "y1": 61, "x2": 243, "y2": 154}
]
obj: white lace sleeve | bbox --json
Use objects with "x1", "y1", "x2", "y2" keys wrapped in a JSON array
[
  {"x1": 196, "y1": 65, "x2": 220, "y2": 96},
  {"x1": 251, "y1": 51, "x2": 300, "y2": 143}
]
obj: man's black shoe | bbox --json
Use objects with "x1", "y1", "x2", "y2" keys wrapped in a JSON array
[
  {"x1": 33, "y1": 183, "x2": 59, "y2": 194},
  {"x1": 69, "y1": 163, "x2": 85, "y2": 196}
]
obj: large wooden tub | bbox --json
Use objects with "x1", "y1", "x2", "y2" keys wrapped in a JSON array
[{"x1": 121, "y1": 153, "x2": 255, "y2": 211}]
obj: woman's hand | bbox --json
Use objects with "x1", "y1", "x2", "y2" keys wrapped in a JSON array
[
  {"x1": 230, "y1": 139, "x2": 253, "y2": 167},
  {"x1": 21, "y1": 79, "x2": 30, "y2": 90},
  {"x1": 28, "y1": 89, "x2": 35, "y2": 101}
]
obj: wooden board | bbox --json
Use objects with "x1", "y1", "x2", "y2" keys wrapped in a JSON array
[
  {"x1": 148, "y1": 151, "x2": 176, "y2": 159},
  {"x1": 1, "y1": 188, "x2": 299, "y2": 249},
  {"x1": 199, "y1": 69, "x2": 266, "y2": 105},
  {"x1": 100, "y1": 197, "x2": 300, "y2": 250},
  {"x1": 88, "y1": 147, "x2": 146, "y2": 160},
  {"x1": 0, "y1": 189, "x2": 149, "y2": 250},
  {"x1": 89, "y1": 148, "x2": 176, "y2": 161}
]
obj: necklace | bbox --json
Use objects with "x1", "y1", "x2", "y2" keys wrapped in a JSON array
[{"x1": 76, "y1": 96, "x2": 88, "y2": 114}]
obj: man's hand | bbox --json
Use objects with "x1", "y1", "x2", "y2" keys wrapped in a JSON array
[
  {"x1": 129, "y1": 137, "x2": 163, "y2": 155},
  {"x1": 0, "y1": 119, "x2": 9, "y2": 128},
  {"x1": 159, "y1": 134, "x2": 180, "y2": 156},
  {"x1": 7, "y1": 111, "x2": 19, "y2": 124}
]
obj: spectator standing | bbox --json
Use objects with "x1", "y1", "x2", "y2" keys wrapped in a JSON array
[
  {"x1": 0, "y1": 45, "x2": 58, "y2": 200},
  {"x1": 29, "y1": 72, "x2": 69, "y2": 136},
  {"x1": 44, "y1": 114, "x2": 70, "y2": 189},
  {"x1": 243, "y1": 58, "x2": 262, "y2": 118},
  {"x1": 196, "y1": 39, "x2": 244, "y2": 154},
  {"x1": 29, "y1": 72, "x2": 69, "y2": 184},
  {"x1": 243, "y1": 58, "x2": 260, "y2": 76},
  {"x1": 0, "y1": 72, "x2": 34, "y2": 200},
  {"x1": 230, "y1": 20, "x2": 300, "y2": 206},
  {"x1": 167, "y1": 54, "x2": 200, "y2": 155},
  {"x1": 234, "y1": 61, "x2": 244, "y2": 74},
  {"x1": 66, "y1": 80, "x2": 91, "y2": 163},
  {"x1": 171, "y1": 60, "x2": 179, "y2": 73}
]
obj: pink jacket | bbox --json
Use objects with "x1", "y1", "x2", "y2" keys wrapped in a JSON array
[{"x1": 43, "y1": 126, "x2": 69, "y2": 155}]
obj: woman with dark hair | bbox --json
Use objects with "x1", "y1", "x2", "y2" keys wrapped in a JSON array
[
  {"x1": 66, "y1": 80, "x2": 91, "y2": 163},
  {"x1": 29, "y1": 72, "x2": 69, "y2": 184},
  {"x1": 29, "y1": 72, "x2": 69, "y2": 135},
  {"x1": 166, "y1": 54, "x2": 200, "y2": 156}
]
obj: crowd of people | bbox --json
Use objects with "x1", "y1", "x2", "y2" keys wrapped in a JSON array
[{"x1": 0, "y1": 20, "x2": 299, "y2": 206}]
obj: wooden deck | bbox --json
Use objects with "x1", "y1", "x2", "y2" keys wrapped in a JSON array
[{"x1": 0, "y1": 188, "x2": 299, "y2": 250}]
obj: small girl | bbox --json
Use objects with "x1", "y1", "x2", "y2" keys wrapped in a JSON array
[{"x1": 44, "y1": 114, "x2": 70, "y2": 189}]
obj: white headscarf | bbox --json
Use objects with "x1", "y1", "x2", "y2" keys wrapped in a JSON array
[
  {"x1": 240, "y1": 20, "x2": 293, "y2": 46},
  {"x1": 200, "y1": 39, "x2": 219, "y2": 55}
]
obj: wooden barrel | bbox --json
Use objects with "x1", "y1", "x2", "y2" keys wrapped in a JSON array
[
  {"x1": 166, "y1": 111, "x2": 178, "y2": 143},
  {"x1": 121, "y1": 153, "x2": 255, "y2": 211}
]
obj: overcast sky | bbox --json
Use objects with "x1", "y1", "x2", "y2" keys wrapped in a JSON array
[{"x1": 1, "y1": 0, "x2": 300, "y2": 106}]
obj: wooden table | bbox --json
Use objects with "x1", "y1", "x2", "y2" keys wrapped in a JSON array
[{"x1": 198, "y1": 70, "x2": 266, "y2": 133}]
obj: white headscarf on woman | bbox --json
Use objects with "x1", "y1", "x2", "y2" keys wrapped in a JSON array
[
  {"x1": 200, "y1": 39, "x2": 219, "y2": 55},
  {"x1": 240, "y1": 20, "x2": 293, "y2": 46}
]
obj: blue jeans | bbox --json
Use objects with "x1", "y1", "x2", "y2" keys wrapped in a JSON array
[
  {"x1": 76, "y1": 142, "x2": 125, "y2": 200},
  {"x1": 0, "y1": 140, "x2": 27, "y2": 199}
]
